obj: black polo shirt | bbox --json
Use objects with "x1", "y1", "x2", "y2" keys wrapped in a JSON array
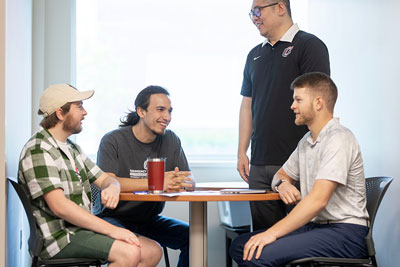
[{"x1": 241, "y1": 30, "x2": 330, "y2": 166}]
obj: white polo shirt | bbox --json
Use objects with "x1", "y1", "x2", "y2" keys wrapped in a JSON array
[{"x1": 283, "y1": 118, "x2": 369, "y2": 223}]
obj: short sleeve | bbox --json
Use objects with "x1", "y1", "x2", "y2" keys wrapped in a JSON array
[
  {"x1": 79, "y1": 149, "x2": 103, "y2": 184},
  {"x1": 300, "y1": 37, "x2": 330, "y2": 75},
  {"x1": 282, "y1": 145, "x2": 300, "y2": 181},
  {"x1": 20, "y1": 148, "x2": 63, "y2": 199},
  {"x1": 173, "y1": 137, "x2": 190, "y2": 171},
  {"x1": 240, "y1": 51, "x2": 254, "y2": 97},
  {"x1": 97, "y1": 134, "x2": 120, "y2": 175},
  {"x1": 315, "y1": 134, "x2": 353, "y2": 185}
]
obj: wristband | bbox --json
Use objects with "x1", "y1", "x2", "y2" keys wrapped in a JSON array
[{"x1": 274, "y1": 179, "x2": 287, "y2": 192}]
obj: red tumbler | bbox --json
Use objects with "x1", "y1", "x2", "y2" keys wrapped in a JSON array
[{"x1": 147, "y1": 158, "x2": 166, "y2": 194}]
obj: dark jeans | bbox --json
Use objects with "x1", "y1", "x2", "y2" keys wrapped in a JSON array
[
  {"x1": 230, "y1": 222, "x2": 369, "y2": 267},
  {"x1": 248, "y1": 165, "x2": 287, "y2": 231},
  {"x1": 102, "y1": 215, "x2": 189, "y2": 267}
]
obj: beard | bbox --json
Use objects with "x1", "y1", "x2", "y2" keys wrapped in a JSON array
[
  {"x1": 63, "y1": 114, "x2": 82, "y2": 134},
  {"x1": 295, "y1": 107, "x2": 315, "y2": 126}
]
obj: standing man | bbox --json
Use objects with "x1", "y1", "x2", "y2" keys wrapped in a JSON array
[
  {"x1": 18, "y1": 84, "x2": 162, "y2": 267},
  {"x1": 237, "y1": 0, "x2": 330, "y2": 230},
  {"x1": 94, "y1": 85, "x2": 194, "y2": 267},
  {"x1": 231, "y1": 72, "x2": 369, "y2": 266}
]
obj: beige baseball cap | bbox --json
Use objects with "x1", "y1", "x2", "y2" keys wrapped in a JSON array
[{"x1": 39, "y1": 84, "x2": 94, "y2": 117}]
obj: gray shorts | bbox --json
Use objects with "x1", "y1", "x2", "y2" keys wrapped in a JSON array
[{"x1": 52, "y1": 229, "x2": 115, "y2": 261}]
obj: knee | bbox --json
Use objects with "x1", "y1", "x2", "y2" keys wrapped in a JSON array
[
  {"x1": 109, "y1": 241, "x2": 141, "y2": 267},
  {"x1": 139, "y1": 238, "x2": 162, "y2": 266},
  {"x1": 123, "y1": 244, "x2": 141, "y2": 267}
]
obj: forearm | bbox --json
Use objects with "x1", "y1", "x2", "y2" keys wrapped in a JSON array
[
  {"x1": 238, "y1": 97, "x2": 252, "y2": 155},
  {"x1": 266, "y1": 180, "x2": 336, "y2": 238},
  {"x1": 100, "y1": 175, "x2": 120, "y2": 191},
  {"x1": 266, "y1": 193, "x2": 326, "y2": 238},
  {"x1": 271, "y1": 168, "x2": 294, "y2": 191},
  {"x1": 117, "y1": 177, "x2": 148, "y2": 192},
  {"x1": 100, "y1": 172, "x2": 147, "y2": 192}
]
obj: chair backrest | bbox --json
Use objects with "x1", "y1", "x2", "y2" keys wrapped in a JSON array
[
  {"x1": 364, "y1": 176, "x2": 393, "y2": 257},
  {"x1": 8, "y1": 178, "x2": 44, "y2": 257},
  {"x1": 90, "y1": 184, "x2": 100, "y2": 204}
]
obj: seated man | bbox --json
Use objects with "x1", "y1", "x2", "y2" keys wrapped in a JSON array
[
  {"x1": 94, "y1": 85, "x2": 194, "y2": 267},
  {"x1": 18, "y1": 84, "x2": 162, "y2": 267},
  {"x1": 230, "y1": 72, "x2": 369, "y2": 266}
]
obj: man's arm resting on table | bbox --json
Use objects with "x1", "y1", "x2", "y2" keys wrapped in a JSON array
[
  {"x1": 271, "y1": 168, "x2": 301, "y2": 205},
  {"x1": 237, "y1": 96, "x2": 253, "y2": 182},
  {"x1": 104, "y1": 170, "x2": 194, "y2": 193},
  {"x1": 243, "y1": 179, "x2": 338, "y2": 261},
  {"x1": 43, "y1": 188, "x2": 141, "y2": 246},
  {"x1": 92, "y1": 172, "x2": 120, "y2": 209}
]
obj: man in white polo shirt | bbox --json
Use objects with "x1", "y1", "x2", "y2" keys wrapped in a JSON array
[{"x1": 230, "y1": 72, "x2": 369, "y2": 266}]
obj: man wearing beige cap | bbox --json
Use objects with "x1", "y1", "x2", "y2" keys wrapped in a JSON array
[{"x1": 18, "y1": 84, "x2": 162, "y2": 267}]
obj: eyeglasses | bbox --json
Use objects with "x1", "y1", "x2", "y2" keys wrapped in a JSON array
[{"x1": 248, "y1": 2, "x2": 279, "y2": 19}]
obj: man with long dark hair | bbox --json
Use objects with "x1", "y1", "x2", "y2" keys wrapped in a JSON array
[{"x1": 94, "y1": 85, "x2": 194, "y2": 267}]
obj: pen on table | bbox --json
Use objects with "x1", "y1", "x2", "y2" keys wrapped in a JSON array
[{"x1": 133, "y1": 191, "x2": 148, "y2": 195}]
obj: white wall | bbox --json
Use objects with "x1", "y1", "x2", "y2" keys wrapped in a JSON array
[
  {"x1": 307, "y1": 0, "x2": 400, "y2": 265},
  {"x1": 0, "y1": 0, "x2": 6, "y2": 265},
  {"x1": 5, "y1": 0, "x2": 32, "y2": 266},
  {"x1": 4, "y1": 1, "x2": 400, "y2": 266}
]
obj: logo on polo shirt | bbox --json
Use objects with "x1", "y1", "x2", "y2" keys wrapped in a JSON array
[{"x1": 282, "y1": 46, "x2": 294, "y2": 57}]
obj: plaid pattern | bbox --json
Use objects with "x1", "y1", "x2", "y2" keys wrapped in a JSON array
[{"x1": 18, "y1": 128, "x2": 104, "y2": 259}]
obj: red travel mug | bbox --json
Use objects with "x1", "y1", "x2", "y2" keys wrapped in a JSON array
[{"x1": 147, "y1": 158, "x2": 166, "y2": 194}]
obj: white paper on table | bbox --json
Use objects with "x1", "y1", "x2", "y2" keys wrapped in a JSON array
[{"x1": 161, "y1": 191, "x2": 221, "y2": 197}]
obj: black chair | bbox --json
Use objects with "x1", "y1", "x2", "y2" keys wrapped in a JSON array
[
  {"x1": 288, "y1": 176, "x2": 393, "y2": 267},
  {"x1": 221, "y1": 224, "x2": 251, "y2": 267},
  {"x1": 8, "y1": 178, "x2": 105, "y2": 267},
  {"x1": 90, "y1": 184, "x2": 170, "y2": 267}
]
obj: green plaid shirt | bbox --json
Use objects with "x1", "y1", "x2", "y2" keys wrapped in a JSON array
[{"x1": 18, "y1": 128, "x2": 104, "y2": 259}]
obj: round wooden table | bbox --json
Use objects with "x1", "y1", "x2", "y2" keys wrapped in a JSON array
[{"x1": 120, "y1": 190, "x2": 279, "y2": 267}]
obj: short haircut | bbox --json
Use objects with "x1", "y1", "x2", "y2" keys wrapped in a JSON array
[
  {"x1": 120, "y1": 85, "x2": 170, "y2": 127},
  {"x1": 38, "y1": 102, "x2": 72, "y2": 129},
  {"x1": 290, "y1": 72, "x2": 338, "y2": 112},
  {"x1": 280, "y1": 0, "x2": 291, "y2": 18}
]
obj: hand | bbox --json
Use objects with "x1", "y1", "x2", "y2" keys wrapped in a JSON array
[
  {"x1": 279, "y1": 183, "x2": 301, "y2": 205},
  {"x1": 237, "y1": 153, "x2": 250, "y2": 183},
  {"x1": 164, "y1": 167, "x2": 193, "y2": 192},
  {"x1": 108, "y1": 225, "x2": 142, "y2": 247},
  {"x1": 101, "y1": 184, "x2": 120, "y2": 209},
  {"x1": 243, "y1": 231, "x2": 276, "y2": 261}
]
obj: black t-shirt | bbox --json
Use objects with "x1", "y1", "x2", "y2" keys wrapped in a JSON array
[
  {"x1": 241, "y1": 30, "x2": 330, "y2": 165},
  {"x1": 94, "y1": 126, "x2": 189, "y2": 223}
]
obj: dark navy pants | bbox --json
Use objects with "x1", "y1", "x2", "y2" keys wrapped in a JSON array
[
  {"x1": 230, "y1": 222, "x2": 368, "y2": 267},
  {"x1": 102, "y1": 215, "x2": 189, "y2": 267}
]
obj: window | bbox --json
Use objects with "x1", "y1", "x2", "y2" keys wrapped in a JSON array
[{"x1": 76, "y1": 0, "x2": 309, "y2": 161}]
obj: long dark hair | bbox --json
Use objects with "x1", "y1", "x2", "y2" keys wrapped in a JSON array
[{"x1": 120, "y1": 85, "x2": 170, "y2": 127}]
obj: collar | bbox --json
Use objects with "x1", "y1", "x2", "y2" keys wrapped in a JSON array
[
  {"x1": 306, "y1": 118, "x2": 340, "y2": 145},
  {"x1": 262, "y1": 23, "x2": 300, "y2": 47},
  {"x1": 39, "y1": 127, "x2": 77, "y2": 151}
]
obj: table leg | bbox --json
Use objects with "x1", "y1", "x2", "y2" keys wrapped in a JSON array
[{"x1": 189, "y1": 201, "x2": 207, "y2": 267}]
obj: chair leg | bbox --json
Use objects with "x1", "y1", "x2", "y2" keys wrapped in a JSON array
[
  {"x1": 226, "y1": 234, "x2": 232, "y2": 267},
  {"x1": 163, "y1": 246, "x2": 170, "y2": 267},
  {"x1": 31, "y1": 256, "x2": 38, "y2": 267}
]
